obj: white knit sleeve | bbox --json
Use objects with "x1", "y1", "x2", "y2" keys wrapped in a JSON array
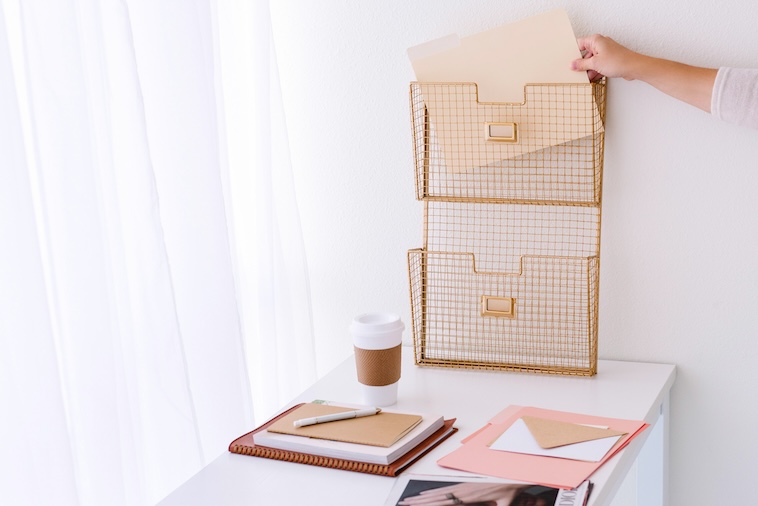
[{"x1": 711, "y1": 67, "x2": 758, "y2": 130}]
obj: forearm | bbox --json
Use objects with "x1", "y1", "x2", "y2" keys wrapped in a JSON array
[
  {"x1": 572, "y1": 35, "x2": 718, "y2": 113},
  {"x1": 625, "y1": 54, "x2": 717, "y2": 112}
]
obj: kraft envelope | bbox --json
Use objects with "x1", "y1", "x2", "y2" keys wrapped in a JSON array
[
  {"x1": 266, "y1": 403, "x2": 422, "y2": 448},
  {"x1": 522, "y1": 415, "x2": 627, "y2": 448}
]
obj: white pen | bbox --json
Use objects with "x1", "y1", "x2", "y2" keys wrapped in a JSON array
[{"x1": 293, "y1": 408, "x2": 381, "y2": 428}]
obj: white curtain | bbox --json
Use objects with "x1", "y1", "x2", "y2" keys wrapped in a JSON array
[{"x1": 0, "y1": 0, "x2": 316, "y2": 504}]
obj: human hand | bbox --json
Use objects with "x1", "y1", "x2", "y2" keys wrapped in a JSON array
[
  {"x1": 571, "y1": 34, "x2": 642, "y2": 82},
  {"x1": 397, "y1": 482, "x2": 538, "y2": 506}
]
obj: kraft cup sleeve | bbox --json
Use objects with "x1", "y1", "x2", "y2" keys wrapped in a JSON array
[{"x1": 354, "y1": 344, "x2": 402, "y2": 386}]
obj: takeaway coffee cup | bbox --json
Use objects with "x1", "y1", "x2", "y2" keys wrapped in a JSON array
[{"x1": 350, "y1": 312, "x2": 404, "y2": 406}]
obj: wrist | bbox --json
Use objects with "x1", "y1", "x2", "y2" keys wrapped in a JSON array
[{"x1": 624, "y1": 52, "x2": 655, "y2": 82}]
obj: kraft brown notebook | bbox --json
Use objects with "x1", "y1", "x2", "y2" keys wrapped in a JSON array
[
  {"x1": 266, "y1": 403, "x2": 423, "y2": 447},
  {"x1": 229, "y1": 403, "x2": 457, "y2": 477}
]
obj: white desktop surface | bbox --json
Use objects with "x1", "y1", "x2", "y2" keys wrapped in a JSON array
[{"x1": 158, "y1": 348, "x2": 675, "y2": 506}]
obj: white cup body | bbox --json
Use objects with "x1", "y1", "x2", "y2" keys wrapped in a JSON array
[
  {"x1": 360, "y1": 382, "x2": 399, "y2": 407},
  {"x1": 350, "y1": 312, "x2": 404, "y2": 406}
]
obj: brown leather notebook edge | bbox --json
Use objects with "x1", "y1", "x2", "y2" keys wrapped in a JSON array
[
  {"x1": 229, "y1": 404, "x2": 457, "y2": 477},
  {"x1": 386, "y1": 418, "x2": 457, "y2": 476},
  {"x1": 228, "y1": 403, "x2": 304, "y2": 452}
]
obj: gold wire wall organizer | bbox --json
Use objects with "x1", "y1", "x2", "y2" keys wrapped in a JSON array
[{"x1": 407, "y1": 80, "x2": 606, "y2": 376}]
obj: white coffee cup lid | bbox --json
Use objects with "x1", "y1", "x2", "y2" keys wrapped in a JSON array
[{"x1": 350, "y1": 312, "x2": 405, "y2": 335}]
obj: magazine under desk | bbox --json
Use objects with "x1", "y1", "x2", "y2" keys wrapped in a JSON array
[{"x1": 158, "y1": 349, "x2": 675, "y2": 506}]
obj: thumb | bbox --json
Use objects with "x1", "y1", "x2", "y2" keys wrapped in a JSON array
[{"x1": 571, "y1": 57, "x2": 592, "y2": 72}]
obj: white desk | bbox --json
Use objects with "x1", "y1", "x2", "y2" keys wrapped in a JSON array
[{"x1": 158, "y1": 349, "x2": 675, "y2": 506}]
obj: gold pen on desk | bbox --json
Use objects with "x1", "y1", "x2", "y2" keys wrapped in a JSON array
[{"x1": 293, "y1": 408, "x2": 381, "y2": 428}]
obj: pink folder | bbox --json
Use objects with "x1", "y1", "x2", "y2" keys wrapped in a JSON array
[{"x1": 436, "y1": 405, "x2": 649, "y2": 489}]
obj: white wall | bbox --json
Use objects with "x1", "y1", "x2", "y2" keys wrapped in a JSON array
[{"x1": 270, "y1": 2, "x2": 758, "y2": 505}]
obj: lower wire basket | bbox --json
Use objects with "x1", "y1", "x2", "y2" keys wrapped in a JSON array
[{"x1": 407, "y1": 249, "x2": 599, "y2": 376}]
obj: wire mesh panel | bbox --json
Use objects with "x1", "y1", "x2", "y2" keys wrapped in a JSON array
[
  {"x1": 424, "y1": 201, "x2": 600, "y2": 272},
  {"x1": 408, "y1": 250, "x2": 598, "y2": 375},
  {"x1": 410, "y1": 81, "x2": 606, "y2": 204},
  {"x1": 407, "y1": 81, "x2": 606, "y2": 376}
]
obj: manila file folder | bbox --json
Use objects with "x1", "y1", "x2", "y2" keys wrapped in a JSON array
[
  {"x1": 266, "y1": 403, "x2": 423, "y2": 448},
  {"x1": 407, "y1": 9, "x2": 600, "y2": 173}
]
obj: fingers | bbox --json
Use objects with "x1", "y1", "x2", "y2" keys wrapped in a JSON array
[
  {"x1": 589, "y1": 70, "x2": 604, "y2": 82},
  {"x1": 572, "y1": 34, "x2": 609, "y2": 81},
  {"x1": 575, "y1": 35, "x2": 596, "y2": 53},
  {"x1": 576, "y1": 33, "x2": 608, "y2": 53}
]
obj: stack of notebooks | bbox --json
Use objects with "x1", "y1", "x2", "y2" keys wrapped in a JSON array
[{"x1": 229, "y1": 402, "x2": 457, "y2": 476}]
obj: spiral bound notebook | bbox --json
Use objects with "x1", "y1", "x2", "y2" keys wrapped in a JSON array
[{"x1": 229, "y1": 403, "x2": 457, "y2": 477}]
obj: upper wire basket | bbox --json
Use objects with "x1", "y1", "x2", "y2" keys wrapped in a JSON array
[{"x1": 410, "y1": 81, "x2": 606, "y2": 205}]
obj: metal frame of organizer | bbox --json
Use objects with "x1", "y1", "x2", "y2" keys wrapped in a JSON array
[{"x1": 407, "y1": 80, "x2": 606, "y2": 376}]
